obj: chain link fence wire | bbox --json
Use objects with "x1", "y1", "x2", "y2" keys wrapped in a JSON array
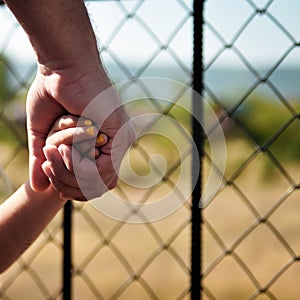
[
  {"x1": 1, "y1": 0, "x2": 300, "y2": 299},
  {"x1": 0, "y1": 1, "x2": 195, "y2": 299},
  {"x1": 203, "y1": 0, "x2": 300, "y2": 299}
]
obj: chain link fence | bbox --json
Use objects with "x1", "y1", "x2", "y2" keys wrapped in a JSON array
[
  {"x1": 0, "y1": 1, "x2": 194, "y2": 299},
  {"x1": 0, "y1": 0, "x2": 300, "y2": 300},
  {"x1": 203, "y1": 0, "x2": 300, "y2": 299}
]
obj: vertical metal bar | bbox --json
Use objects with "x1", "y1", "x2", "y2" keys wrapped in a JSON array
[
  {"x1": 63, "y1": 200, "x2": 73, "y2": 300},
  {"x1": 192, "y1": 0, "x2": 204, "y2": 299}
]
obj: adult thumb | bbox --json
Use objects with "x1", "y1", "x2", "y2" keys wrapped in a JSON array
[{"x1": 28, "y1": 131, "x2": 50, "y2": 191}]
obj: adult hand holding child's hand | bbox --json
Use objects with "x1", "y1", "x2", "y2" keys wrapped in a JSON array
[
  {"x1": 42, "y1": 114, "x2": 112, "y2": 201},
  {"x1": 4, "y1": 0, "x2": 135, "y2": 200},
  {"x1": 26, "y1": 66, "x2": 134, "y2": 200}
]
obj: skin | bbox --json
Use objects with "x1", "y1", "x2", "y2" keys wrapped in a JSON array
[
  {"x1": 0, "y1": 115, "x2": 107, "y2": 273},
  {"x1": 0, "y1": 0, "x2": 135, "y2": 274},
  {"x1": 0, "y1": 182, "x2": 66, "y2": 273},
  {"x1": 4, "y1": 0, "x2": 135, "y2": 200}
]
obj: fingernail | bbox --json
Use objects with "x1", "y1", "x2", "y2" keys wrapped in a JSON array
[
  {"x1": 96, "y1": 133, "x2": 106, "y2": 144},
  {"x1": 86, "y1": 126, "x2": 95, "y2": 136},
  {"x1": 84, "y1": 119, "x2": 93, "y2": 126},
  {"x1": 89, "y1": 147, "x2": 100, "y2": 158}
]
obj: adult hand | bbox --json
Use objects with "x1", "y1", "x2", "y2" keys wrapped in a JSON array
[
  {"x1": 42, "y1": 114, "x2": 112, "y2": 200},
  {"x1": 27, "y1": 65, "x2": 135, "y2": 199},
  {"x1": 4, "y1": 0, "x2": 135, "y2": 199}
]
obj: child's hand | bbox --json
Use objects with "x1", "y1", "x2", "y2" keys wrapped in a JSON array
[
  {"x1": 46, "y1": 115, "x2": 107, "y2": 159},
  {"x1": 42, "y1": 115, "x2": 109, "y2": 201}
]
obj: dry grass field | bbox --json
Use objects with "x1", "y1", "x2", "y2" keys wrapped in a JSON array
[{"x1": 0, "y1": 137, "x2": 299, "y2": 300}]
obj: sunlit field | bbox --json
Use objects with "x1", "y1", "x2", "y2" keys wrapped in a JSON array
[
  {"x1": 1, "y1": 118, "x2": 300, "y2": 299},
  {"x1": 1, "y1": 0, "x2": 300, "y2": 297}
]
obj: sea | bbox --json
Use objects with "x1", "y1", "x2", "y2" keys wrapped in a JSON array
[{"x1": 6, "y1": 61, "x2": 300, "y2": 101}]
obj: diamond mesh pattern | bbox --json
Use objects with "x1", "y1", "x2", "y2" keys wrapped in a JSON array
[
  {"x1": 0, "y1": 1, "x2": 193, "y2": 299},
  {"x1": 203, "y1": 0, "x2": 300, "y2": 299},
  {"x1": 1, "y1": 0, "x2": 300, "y2": 299}
]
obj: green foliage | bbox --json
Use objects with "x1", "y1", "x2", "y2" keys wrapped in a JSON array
[{"x1": 235, "y1": 96, "x2": 300, "y2": 161}]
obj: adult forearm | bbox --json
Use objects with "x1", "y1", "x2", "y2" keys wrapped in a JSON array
[
  {"x1": 0, "y1": 182, "x2": 67, "y2": 273},
  {"x1": 4, "y1": 0, "x2": 100, "y2": 69}
]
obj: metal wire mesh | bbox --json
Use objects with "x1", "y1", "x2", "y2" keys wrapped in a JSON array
[
  {"x1": 1, "y1": 0, "x2": 300, "y2": 299},
  {"x1": 203, "y1": 0, "x2": 300, "y2": 299},
  {"x1": 0, "y1": 1, "x2": 194, "y2": 299}
]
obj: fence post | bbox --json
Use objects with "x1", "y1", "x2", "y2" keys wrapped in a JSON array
[
  {"x1": 63, "y1": 200, "x2": 73, "y2": 300},
  {"x1": 192, "y1": 0, "x2": 204, "y2": 299}
]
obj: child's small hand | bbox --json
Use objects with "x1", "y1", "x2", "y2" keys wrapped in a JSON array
[
  {"x1": 42, "y1": 115, "x2": 111, "y2": 201},
  {"x1": 46, "y1": 115, "x2": 107, "y2": 159}
]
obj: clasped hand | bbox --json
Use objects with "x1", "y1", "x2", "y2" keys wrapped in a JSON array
[{"x1": 26, "y1": 66, "x2": 135, "y2": 201}]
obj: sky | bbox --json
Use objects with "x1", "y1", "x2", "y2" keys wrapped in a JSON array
[
  {"x1": 204, "y1": 0, "x2": 300, "y2": 68},
  {"x1": 0, "y1": 0, "x2": 300, "y2": 69}
]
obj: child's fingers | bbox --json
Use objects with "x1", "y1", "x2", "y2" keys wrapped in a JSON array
[
  {"x1": 96, "y1": 133, "x2": 108, "y2": 147},
  {"x1": 56, "y1": 144, "x2": 74, "y2": 173},
  {"x1": 46, "y1": 125, "x2": 98, "y2": 146},
  {"x1": 50, "y1": 115, "x2": 94, "y2": 133},
  {"x1": 47, "y1": 115, "x2": 96, "y2": 141},
  {"x1": 43, "y1": 144, "x2": 95, "y2": 185},
  {"x1": 42, "y1": 145, "x2": 78, "y2": 187},
  {"x1": 43, "y1": 144, "x2": 114, "y2": 201},
  {"x1": 58, "y1": 144, "x2": 101, "y2": 179},
  {"x1": 47, "y1": 131, "x2": 107, "y2": 160},
  {"x1": 75, "y1": 133, "x2": 107, "y2": 157},
  {"x1": 48, "y1": 115, "x2": 78, "y2": 138},
  {"x1": 47, "y1": 115, "x2": 108, "y2": 159}
]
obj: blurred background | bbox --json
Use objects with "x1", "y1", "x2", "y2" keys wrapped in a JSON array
[{"x1": 0, "y1": 0, "x2": 300, "y2": 299}]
